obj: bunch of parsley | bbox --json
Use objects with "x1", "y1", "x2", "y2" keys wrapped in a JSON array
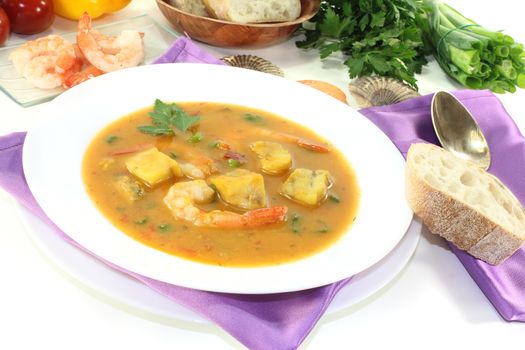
[{"x1": 296, "y1": 0, "x2": 429, "y2": 89}]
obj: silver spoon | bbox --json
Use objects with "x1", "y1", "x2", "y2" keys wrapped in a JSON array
[{"x1": 431, "y1": 91, "x2": 491, "y2": 170}]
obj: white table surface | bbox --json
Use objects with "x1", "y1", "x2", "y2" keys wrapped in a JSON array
[{"x1": 1, "y1": 0, "x2": 524, "y2": 349}]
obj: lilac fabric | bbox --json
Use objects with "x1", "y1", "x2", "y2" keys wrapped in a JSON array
[
  {"x1": 0, "y1": 37, "x2": 353, "y2": 350},
  {"x1": 152, "y1": 36, "x2": 224, "y2": 65},
  {"x1": 361, "y1": 89, "x2": 525, "y2": 321}
]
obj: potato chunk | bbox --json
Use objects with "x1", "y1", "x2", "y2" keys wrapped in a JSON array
[
  {"x1": 281, "y1": 168, "x2": 331, "y2": 206},
  {"x1": 250, "y1": 141, "x2": 292, "y2": 175},
  {"x1": 125, "y1": 147, "x2": 182, "y2": 187},
  {"x1": 209, "y1": 169, "x2": 267, "y2": 210},
  {"x1": 115, "y1": 175, "x2": 145, "y2": 202}
]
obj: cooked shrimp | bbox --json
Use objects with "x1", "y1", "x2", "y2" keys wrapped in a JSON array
[
  {"x1": 22, "y1": 56, "x2": 67, "y2": 89},
  {"x1": 10, "y1": 35, "x2": 75, "y2": 74},
  {"x1": 180, "y1": 163, "x2": 206, "y2": 179},
  {"x1": 77, "y1": 12, "x2": 144, "y2": 72},
  {"x1": 63, "y1": 64, "x2": 104, "y2": 89},
  {"x1": 9, "y1": 35, "x2": 78, "y2": 89},
  {"x1": 258, "y1": 129, "x2": 331, "y2": 153},
  {"x1": 164, "y1": 180, "x2": 288, "y2": 228}
]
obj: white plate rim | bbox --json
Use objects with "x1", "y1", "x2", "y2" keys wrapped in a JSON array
[{"x1": 22, "y1": 63, "x2": 414, "y2": 294}]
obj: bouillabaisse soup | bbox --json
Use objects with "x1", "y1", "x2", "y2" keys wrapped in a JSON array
[{"x1": 82, "y1": 101, "x2": 360, "y2": 267}]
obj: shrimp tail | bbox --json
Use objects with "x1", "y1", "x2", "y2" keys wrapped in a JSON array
[
  {"x1": 62, "y1": 64, "x2": 104, "y2": 89},
  {"x1": 242, "y1": 206, "x2": 288, "y2": 227},
  {"x1": 78, "y1": 12, "x2": 92, "y2": 33}
]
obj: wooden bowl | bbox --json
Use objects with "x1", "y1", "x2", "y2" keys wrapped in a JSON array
[{"x1": 156, "y1": 0, "x2": 321, "y2": 48}]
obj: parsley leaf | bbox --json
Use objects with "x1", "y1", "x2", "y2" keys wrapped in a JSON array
[
  {"x1": 138, "y1": 99, "x2": 200, "y2": 136},
  {"x1": 173, "y1": 105, "x2": 200, "y2": 132}
]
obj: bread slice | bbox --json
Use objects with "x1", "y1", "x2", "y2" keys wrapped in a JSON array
[
  {"x1": 202, "y1": 0, "x2": 301, "y2": 23},
  {"x1": 406, "y1": 143, "x2": 525, "y2": 265},
  {"x1": 168, "y1": 0, "x2": 209, "y2": 17}
]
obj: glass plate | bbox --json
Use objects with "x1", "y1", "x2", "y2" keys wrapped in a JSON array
[{"x1": 0, "y1": 15, "x2": 179, "y2": 107}]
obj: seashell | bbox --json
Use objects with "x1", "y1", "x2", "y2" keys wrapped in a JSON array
[
  {"x1": 221, "y1": 55, "x2": 284, "y2": 77},
  {"x1": 348, "y1": 76, "x2": 420, "y2": 108}
]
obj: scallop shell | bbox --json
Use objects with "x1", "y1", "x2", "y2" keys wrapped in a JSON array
[
  {"x1": 221, "y1": 55, "x2": 284, "y2": 77},
  {"x1": 348, "y1": 76, "x2": 420, "y2": 108}
]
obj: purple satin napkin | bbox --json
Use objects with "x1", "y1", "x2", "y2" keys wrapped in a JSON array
[
  {"x1": 361, "y1": 90, "x2": 525, "y2": 321},
  {"x1": 0, "y1": 37, "x2": 352, "y2": 350}
]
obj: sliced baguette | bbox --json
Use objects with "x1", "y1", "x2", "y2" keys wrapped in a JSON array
[
  {"x1": 168, "y1": 0, "x2": 210, "y2": 17},
  {"x1": 406, "y1": 143, "x2": 525, "y2": 265},
  {"x1": 202, "y1": 0, "x2": 301, "y2": 23}
]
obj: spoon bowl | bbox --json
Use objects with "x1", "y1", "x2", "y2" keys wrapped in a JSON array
[{"x1": 431, "y1": 91, "x2": 491, "y2": 170}]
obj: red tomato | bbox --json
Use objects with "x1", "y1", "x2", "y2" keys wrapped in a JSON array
[
  {"x1": 0, "y1": 0, "x2": 55, "y2": 35},
  {"x1": 0, "y1": 7, "x2": 9, "y2": 45}
]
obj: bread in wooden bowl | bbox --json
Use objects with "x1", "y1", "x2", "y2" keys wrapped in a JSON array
[
  {"x1": 202, "y1": 0, "x2": 301, "y2": 23},
  {"x1": 156, "y1": 0, "x2": 320, "y2": 48},
  {"x1": 167, "y1": 0, "x2": 209, "y2": 17},
  {"x1": 405, "y1": 143, "x2": 525, "y2": 265}
]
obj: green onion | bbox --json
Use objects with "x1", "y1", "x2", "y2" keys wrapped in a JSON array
[
  {"x1": 318, "y1": 221, "x2": 330, "y2": 233},
  {"x1": 291, "y1": 214, "x2": 301, "y2": 234},
  {"x1": 134, "y1": 217, "x2": 149, "y2": 225},
  {"x1": 158, "y1": 224, "x2": 172, "y2": 232},
  {"x1": 209, "y1": 140, "x2": 221, "y2": 148},
  {"x1": 417, "y1": 0, "x2": 525, "y2": 93},
  {"x1": 227, "y1": 159, "x2": 240, "y2": 168},
  {"x1": 328, "y1": 193, "x2": 340, "y2": 203},
  {"x1": 106, "y1": 135, "x2": 119, "y2": 144},
  {"x1": 243, "y1": 113, "x2": 264, "y2": 123},
  {"x1": 187, "y1": 132, "x2": 204, "y2": 143}
]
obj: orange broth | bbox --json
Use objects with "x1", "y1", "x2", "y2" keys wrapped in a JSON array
[{"x1": 82, "y1": 102, "x2": 360, "y2": 267}]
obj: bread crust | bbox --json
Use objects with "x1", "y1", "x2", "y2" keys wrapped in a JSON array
[
  {"x1": 405, "y1": 143, "x2": 525, "y2": 265},
  {"x1": 406, "y1": 168, "x2": 496, "y2": 250},
  {"x1": 468, "y1": 228, "x2": 524, "y2": 264}
]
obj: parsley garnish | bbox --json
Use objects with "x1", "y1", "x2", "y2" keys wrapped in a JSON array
[
  {"x1": 318, "y1": 221, "x2": 330, "y2": 233},
  {"x1": 138, "y1": 99, "x2": 200, "y2": 136},
  {"x1": 291, "y1": 214, "x2": 301, "y2": 234},
  {"x1": 158, "y1": 223, "x2": 172, "y2": 232},
  {"x1": 106, "y1": 135, "x2": 119, "y2": 144},
  {"x1": 209, "y1": 140, "x2": 221, "y2": 148},
  {"x1": 328, "y1": 193, "x2": 340, "y2": 203},
  {"x1": 187, "y1": 132, "x2": 204, "y2": 143},
  {"x1": 296, "y1": 0, "x2": 429, "y2": 89},
  {"x1": 243, "y1": 113, "x2": 264, "y2": 123},
  {"x1": 134, "y1": 217, "x2": 149, "y2": 225}
]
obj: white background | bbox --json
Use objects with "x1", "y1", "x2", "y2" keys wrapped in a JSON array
[{"x1": 1, "y1": 0, "x2": 524, "y2": 349}]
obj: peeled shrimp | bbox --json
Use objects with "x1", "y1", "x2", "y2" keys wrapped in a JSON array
[
  {"x1": 77, "y1": 12, "x2": 144, "y2": 72},
  {"x1": 9, "y1": 35, "x2": 79, "y2": 89},
  {"x1": 164, "y1": 180, "x2": 288, "y2": 228}
]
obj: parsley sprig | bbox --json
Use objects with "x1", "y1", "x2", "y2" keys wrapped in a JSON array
[
  {"x1": 296, "y1": 0, "x2": 429, "y2": 89},
  {"x1": 138, "y1": 99, "x2": 200, "y2": 136}
]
